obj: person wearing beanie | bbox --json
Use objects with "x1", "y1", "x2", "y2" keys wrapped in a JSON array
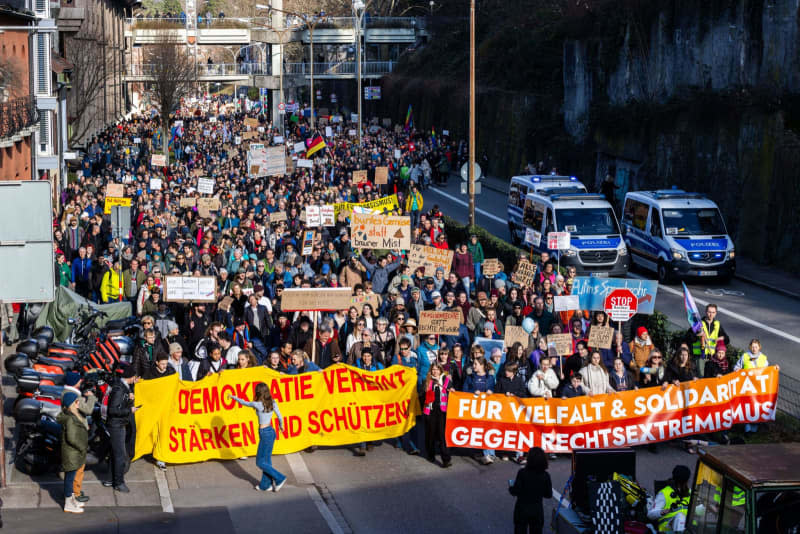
[
  {"x1": 629, "y1": 326, "x2": 654, "y2": 381},
  {"x1": 648, "y1": 465, "x2": 692, "y2": 532},
  {"x1": 102, "y1": 364, "x2": 139, "y2": 493},
  {"x1": 60, "y1": 371, "x2": 96, "y2": 504},
  {"x1": 704, "y1": 339, "x2": 730, "y2": 379},
  {"x1": 57, "y1": 391, "x2": 89, "y2": 514}
]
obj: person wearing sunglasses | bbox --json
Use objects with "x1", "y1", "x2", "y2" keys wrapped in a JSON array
[{"x1": 639, "y1": 349, "x2": 667, "y2": 388}]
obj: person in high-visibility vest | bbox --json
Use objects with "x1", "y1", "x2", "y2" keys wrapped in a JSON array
[
  {"x1": 648, "y1": 465, "x2": 692, "y2": 532},
  {"x1": 688, "y1": 304, "x2": 729, "y2": 377},
  {"x1": 734, "y1": 338, "x2": 771, "y2": 432}
]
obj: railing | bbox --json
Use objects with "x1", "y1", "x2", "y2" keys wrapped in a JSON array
[
  {"x1": 0, "y1": 97, "x2": 37, "y2": 140},
  {"x1": 283, "y1": 61, "x2": 395, "y2": 76},
  {"x1": 124, "y1": 16, "x2": 418, "y2": 30},
  {"x1": 125, "y1": 63, "x2": 269, "y2": 78}
]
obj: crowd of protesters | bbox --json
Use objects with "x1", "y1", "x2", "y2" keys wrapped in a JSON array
[{"x1": 49, "y1": 94, "x2": 772, "y2": 474}]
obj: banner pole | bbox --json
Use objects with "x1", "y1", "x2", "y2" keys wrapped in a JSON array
[{"x1": 311, "y1": 311, "x2": 318, "y2": 364}]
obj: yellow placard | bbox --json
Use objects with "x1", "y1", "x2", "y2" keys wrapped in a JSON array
[
  {"x1": 104, "y1": 196, "x2": 132, "y2": 214},
  {"x1": 333, "y1": 194, "x2": 400, "y2": 218},
  {"x1": 133, "y1": 364, "x2": 421, "y2": 463}
]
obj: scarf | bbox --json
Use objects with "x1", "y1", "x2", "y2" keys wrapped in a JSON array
[{"x1": 710, "y1": 351, "x2": 729, "y2": 373}]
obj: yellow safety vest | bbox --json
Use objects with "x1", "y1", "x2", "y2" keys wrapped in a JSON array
[
  {"x1": 692, "y1": 320, "x2": 720, "y2": 358},
  {"x1": 657, "y1": 486, "x2": 691, "y2": 532},
  {"x1": 742, "y1": 353, "x2": 768, "y2": 369},
  {"x1": 713, "y1": 485, "x2": 746, "y2": 507}
]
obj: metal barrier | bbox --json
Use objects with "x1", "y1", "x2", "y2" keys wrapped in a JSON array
[
  {"x1": 126, "y1": 63, "x2": 269, "y2": 77},
  {"x1": 778, "y1": 371, "x2": 800, "y2": 421},
  {"x1": 125, "y1": 17, "x2": 269, "y2": 29},
  {"x1": 283, "y1": 61, "x2": 394, "y2": 76},
  {"x1": 0, "y1": 97, "x2": 37, "y2": 140}
]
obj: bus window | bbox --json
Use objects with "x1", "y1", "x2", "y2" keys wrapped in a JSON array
[{"x1": 509, "y1": 183, "x2": 526, "y2": 209}]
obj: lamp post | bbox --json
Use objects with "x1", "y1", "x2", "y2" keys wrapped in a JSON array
[
  {"x1": 353, "y1": 0, "x2": 366, "y2": 146},
  {"x1": 468, "y1": 0, "x2": 476, "y2": 227}
]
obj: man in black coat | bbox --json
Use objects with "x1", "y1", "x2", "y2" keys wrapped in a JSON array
[{"x1": 103, "y1": 365, "x2": 139, "y2": 493}]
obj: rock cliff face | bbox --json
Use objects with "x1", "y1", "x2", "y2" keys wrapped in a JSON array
[{"x1": 563, "y1": 0, "x2": 800, "y2": 270}]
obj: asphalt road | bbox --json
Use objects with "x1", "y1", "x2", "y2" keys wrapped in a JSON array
[{"x1": 426, "y1": 181, "x2": 800, "y2": 382}]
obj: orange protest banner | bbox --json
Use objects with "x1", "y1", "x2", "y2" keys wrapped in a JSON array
[{"x1": 445, "y1": 367, "x2": 779, "y2": 453}]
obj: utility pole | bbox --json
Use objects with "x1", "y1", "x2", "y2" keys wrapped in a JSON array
[
  {"x1": 354, "y1": 1, "x2": 365, "y2": 146},
  {"x1": 468, "y1": 0, "x2": 476, "y2": 227}
]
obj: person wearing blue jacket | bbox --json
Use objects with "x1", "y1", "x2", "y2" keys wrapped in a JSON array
[
  {"x1": 355, "y1": 350, "x2": 384, "y2": 371},
  {"x1": 391, "y1": 338, "x2": 422, "y2": 455},
  {"x1": 441, "y1": 323, "x2": 470, "y2": 354},
  {"x1": 286, "y1": 350, "x2": 321, "y2": 374},
  {"x1": 462, "y1": 354, "x2": 497, "y2": 465},
  {"x1": 600, "y1": 331, "x2": 632, "y2": 371}
]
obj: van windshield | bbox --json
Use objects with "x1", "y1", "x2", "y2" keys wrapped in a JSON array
[
  {"x1": 555, "y1": 208, "x2": 620, "y2": 235},
  {"x1": 662, "y1": 208, "x2": 726, "y2": 236}
]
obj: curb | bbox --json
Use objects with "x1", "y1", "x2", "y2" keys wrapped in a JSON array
[{"x1": 733, "y1": 272, "x2": 800, "y2": 301}]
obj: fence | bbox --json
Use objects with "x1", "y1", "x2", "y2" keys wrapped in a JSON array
[
  {"x1": 0, "y1": 97, "x2": 37, "y2": 140},
  {"x1": 283, "y1": 61, "x2": 395, "y2": 76},
  {"x1": 779, "y1": 371, "x2": 800, "y2": 421},
  {"x1": 126, "y1": 63, "x2": 270, "y2": 78}
]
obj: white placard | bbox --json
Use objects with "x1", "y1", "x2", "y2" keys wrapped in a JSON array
[
  {"x1": 273, "y1": 135, "x2": 284, "y2": 144},
  {"x1": 320, "y1": 205, "x2": 335, "y2": 227},
  {"x1": 325, "y1": 126, "x2": 333, "y2": 138},
  {"x1": 443, "y1": 130, "x2": 449, "y2": 136},
  {"x1": 209, "y1": 117, "x2": 217, "y2": 123},
  {"x1": 203, "y1": 129, "x2": 210, "y2": 136},
  {"x1": 306, "y1": 205, "x2": 321, "y2": 227},
  {"x1": 394, "y1": 149, "x2": 402, "y2": 160},
  {"x1": 133, "y1": 137, "x2": 141, "y2": 144},
  {"x1": 297, "y1": 159, "x2": 313, "y2": 168},
  {"x1": 197, "y1": 177, "x2": 215, "y2": 195},
  {"x1": 293, "y1": 141, "x2": 307, "y2": 154},
  {"x1": 163, "y1": 275, "x2": 216, "y2": 302},
  {"x1": 348, "y1": 129, "x2": 356, "y2": 137},
  {"x1": 150, "y1": 178, "x2": 163, "y2": 191},
  {"x1": 554, "y1": 294, "x2": 580, "y2": 312},
  {"x1": 524, "y1": 228, "x2": 541, "y2": 246},
  {"x1": 257, "y1": 126, "x2": 265, "y2": 133},
  {"x1": 547, "y1": 231, "x2": 571, "y2": 250},
  {"x1": 332, "y1": 115, "x2": 343, "y2": 123},
  {"x1": 234, "y1": 135, "x2": 241, "y2": 145},
  {"x1": 350, "y1": 113, "x2": 358, "y2": 122}
]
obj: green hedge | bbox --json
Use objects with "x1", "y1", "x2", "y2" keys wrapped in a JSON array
[{"x1": 442, "y1": 215, "x2": 537, "y2": 271}]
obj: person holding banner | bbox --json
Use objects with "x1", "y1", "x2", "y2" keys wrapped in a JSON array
[
  {"x1": 665, "y1": 345, "x2": 698, "y2": 387},
  {"x1": 228, "y1": 384, "x2": 287, "y2": 492},
  {"x1": 462, "y1": 355, "x2": 497, "y2": 465},
  {"x1": 422, "y1": 363, "x2": 453, "y2": 468}
]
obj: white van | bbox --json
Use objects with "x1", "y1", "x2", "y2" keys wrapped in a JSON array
[
  {"x1": 508, "y1": 176, "x2": 629, "y2": 276},
  {"x1": 621, "y1": 190, "x2": 735, "y2": 283}
]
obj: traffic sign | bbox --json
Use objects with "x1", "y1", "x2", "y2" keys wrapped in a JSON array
[
  {"x1": 604, "y1": 288, "x2": 638, "y2": 322},
  {"x1": 547, "y1": 232, "x2": 571, "y2": 250},
  {"x1": 460, "y1": 162, "x2": 482, "y2": 182}
]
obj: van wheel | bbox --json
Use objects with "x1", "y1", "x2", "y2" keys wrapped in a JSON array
[{"x1": 657, "y1": 261, "x2": 672, "y2": 284}]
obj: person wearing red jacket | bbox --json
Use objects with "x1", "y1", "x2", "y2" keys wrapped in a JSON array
[{"x1": 452, "y1": 243, "x2": 473, "y2": 296}]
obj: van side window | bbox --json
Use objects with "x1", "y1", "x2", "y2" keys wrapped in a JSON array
[
  {"x1": 624, "y1": 200, "x2": 648, "y2": 231},
  {"x1": 524, "y1": 202, "x2": 544, "y2": 231},
  {"x1": 545, "y1": 209, "x2": 555, "y2": 233},
  {"x1": 509, "y1": 183, "x2": 527, "y2": 209},
  {"x1": 650, "y1": 208, "x2": 662, "y2": 237}
]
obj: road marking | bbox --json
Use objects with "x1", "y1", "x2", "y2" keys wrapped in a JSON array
[
  {"x1": 286, "y1": 452, "x2": 347, "y2": 534},
  {"x1": 429, "y1": 187, "x2": 508, "y2": 225},
  {"x1": 628, "y1": 273, "x2": 800, "y2": 345},
  {"x1": 154, "y1": 465, "x2": 174, "y2": 513}
]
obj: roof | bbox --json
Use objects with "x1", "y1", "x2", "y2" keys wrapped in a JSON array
[
  {"x1": 698, "y1": 443, "x2": 800, "y2": 489},
  {"x1": 627, "y1": 190, "x2": 719, "y2": 210},
  {"x1": 0, "y1": 3, "x2": 36, "y2": 21}
]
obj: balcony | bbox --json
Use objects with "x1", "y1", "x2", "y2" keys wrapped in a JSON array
[
  {"x1": 0, "y1": 98, "x2": 37, "y2": 147},
  {"x1": 284, "y1": 61, "x2": 395, "y2": 79}
]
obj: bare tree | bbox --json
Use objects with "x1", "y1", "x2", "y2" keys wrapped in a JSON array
[
  {"x1": 66, "y1": 34, "x2": 111, "y2": 145},
  {"x1": 144, "y1": 35, "x2": 196, "y2": 163},
  {"x1": 0, "y1": 54, "x2": 22, "y2": 99}
]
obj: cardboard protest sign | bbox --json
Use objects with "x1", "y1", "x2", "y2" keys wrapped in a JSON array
[
  {"x1": 445, "y1": 367, "x2": 779, "y2": 453},
  {"x1": 104, "y1": 197, "x2": 131, "y2": 214},
  {"x1": 218, "y1": 296, "x2": 234, "y2": 312},
  {"x1": 353, "y1": 170, "x2": 368, "y2": 184},
  {"x1": 482, "y1": 259, "x2": 503, "y2": 277},
  {"x1": 197, "y1": 177, "x2": 215, "y2": 195},
  {"x1": 281, "y1": 288, "x2": 354, "y2": 311},
  {"x1": 350, "y1": 213, "x2": 411, "y2": 250},
  {"x1": 197, "y1": 198, "x2": 221, "y2": 218},
  {"x1": 375, "y1": 166, "x2": 389, "y2": 185},
  {"x1": 163, "y1": 276, "x2": 216, "y2": 302},
  {"x1": 179, "y1": 197, "x2": 196, "y2": 208},
  {"x1": 418, "y1": 310, "x2": 462, "y2": 336},
  {"x1": 268, "y1": 211, "x2": 288, "y2": 223},
  {"x1": 504, "y1": 326, "x2": 530, "y2": 349},
  {"x1": 242, "y1": 131, "x2": 259, "y2": 140},
  {"x1": 407, "y1": 244, "x2": 454, "y2": 275},
  {"x1": 106, "y1": 183, "x2": 125, "y2": 198},
  {"x1": 320, "y1": 205, "x2": 335, "y2": 227},
  {"x1": 554, "y1": 295, "x2": 580, "y2": 312},
  {"x1": 350, "y1": 293, "x2": 381, "y2": 311},
  {"x1": 514, "y1": 260, "x2": 536, "y2": 287},
  {"x1": 273, "y1": 135, "x2": 284, "y2": 144},
  {"x1": 587, "y1": 325, "x2": 614, "y2": 349},
  {"x1": 244, "y1": 117, "x2": 259, "y2": 128},
  {"x1": 547, "y1": 334, "x2": 573, "y2": 356},
  {"x1": 151, "y1": 155, "x2": 166, "y2": 167}
]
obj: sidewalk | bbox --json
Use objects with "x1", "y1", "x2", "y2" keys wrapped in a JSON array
[{"x1": 472, "y1": 173, "x2": 800, "y2": 298}]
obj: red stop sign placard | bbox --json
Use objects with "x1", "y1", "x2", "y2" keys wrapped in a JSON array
[{"x1": 604, "y1": 288, "x2": 638, "y2": 322}]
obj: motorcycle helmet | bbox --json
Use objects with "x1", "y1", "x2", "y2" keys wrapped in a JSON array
[
  {"x1": 110, "y1": 335, "x2": 134, "y2": 356},
  {"x1": 31, "y1": 325, "x2": 55, "y2": 345},
  {"x1": 16, "y1": 338, "x2": 40, "y2": 359},
  {"x1": 4, "y1": 352, "x2": 30, "y2": 376}
]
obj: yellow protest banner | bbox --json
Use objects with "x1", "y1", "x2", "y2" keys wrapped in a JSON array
[
  {"x1": 333, "y1": 194, "x2": 400, "y2": 218},
  {"x1": 104, "y1": 196, "x2": 132, "y2": 214},
  {"x1": 134, "y1": 364, "x2": 420, "y2": 463}
]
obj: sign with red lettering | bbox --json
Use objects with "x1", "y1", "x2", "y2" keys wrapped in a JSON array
[{"x1": 604, "y1": 288, "x2": 638, "y2": 322}]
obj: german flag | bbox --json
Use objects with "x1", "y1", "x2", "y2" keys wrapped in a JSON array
[{"x1": 305, "y1": 134, "x2": 326, "y2": 157}]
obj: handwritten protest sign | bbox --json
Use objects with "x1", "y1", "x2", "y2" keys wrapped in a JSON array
[
  {"x1": 504, "y1": 326, "x2": 530, "y2": 349},
  {"x1": 351, "y1": 213, "x2": 411, "y2": 250},
  {"x1": 547, "y1": 333, "x2": 573, "y2": 356},
  {"x1": 320, "y1": 205, "x2": 335, "y2": 227},
  {"x1": 104, "y1": 197, "x2": 131, "y2": 214},
  {"x1": 197, "y1": 177, "x2": 215, "y2": 195},
  {"x1": 163, "y1": 276, "x2": 216, "y2": 302},
  {"x1": 334, "y1": 194, "x2": 400, "y2": 218},
  {"x1": 268, "y1": 211, "x2": 288, "y2": 223},
  {"x1": 244, "y1": 117, "x2": 259, "y2": 128},
  {"x1": 353, "y1": 170, "x2": 368, "y2": 184},
  {"x1": 418, "y1": 310, "x2": 462, "y2": 336},
  {"x1": 281, "y1": 288, "x2": 354, "y2": 311},
  {"x1": 151, "y1": 154, "x2": 166, "y2": 167},
  {"x1": 242, "y1": 131, "x2": 258, "y2": 140},
  {"x1": 445, "y1": 367, "x2": 779, "y2": 453},
  {"x1": 407, "y1": 244, "x2": 454, "y2": 275},
  {"x1": 149, "y1": 178, "x2": 162, "y2": 191},
  {"x1": 514, "y1": 260, "x2": 536, "y2": 286},
  {"x1": 106, "y1": 183, "x2": 124, "y2": 198},
  {"x1": 180, "y1": 197, "x2": 196, "y2": 208},
  {"x1": 482, "y1": 259, "x2": 503, "y2": 277},
  {"x1": 197, "y1": 198, "x2": 221, "y2": 218},
  {"x1": 297, "y1": 159, "x2": 313, "y2": 169},
  {"x1": 375, "y1": 166, "x2": 389, "y2": 185},
  {"x1": 588, "y1": 325, "x2": 614, "y2": 349},
  {"x1": 554, "y1": 295, "x2": 580, "y2": 312},
  {"x1": 306, "y1": 206, "x2": 321, "y2": 227},
  {"x1": 350, "y1": 293, "x2": 381, "y2": 311}
]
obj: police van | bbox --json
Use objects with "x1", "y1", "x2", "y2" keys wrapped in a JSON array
[
  {"x1": 507, "y1": 175, "x2": 629, "y2": 276},
  {"x1": 620, "y1": 190, "x2": 735, "y2": 283}
]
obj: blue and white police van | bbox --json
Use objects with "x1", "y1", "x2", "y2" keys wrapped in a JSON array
[
  {"x1": 620, "y1": 190, "x2": 735, "y2": 283},
  {"x1": 507, "y1": 175, "x2": 629, "y2": 277}
]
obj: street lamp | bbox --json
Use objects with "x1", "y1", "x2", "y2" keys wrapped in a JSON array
[
  {"x1": 430, "y1": 1, "x2": 435, "y2": 14},
  {"x1": 468, "y1": 0, "x2": 476, "y2": 227},
  {"x1": 353, "y1": 0, "x2": 366, "y2": 146}
]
